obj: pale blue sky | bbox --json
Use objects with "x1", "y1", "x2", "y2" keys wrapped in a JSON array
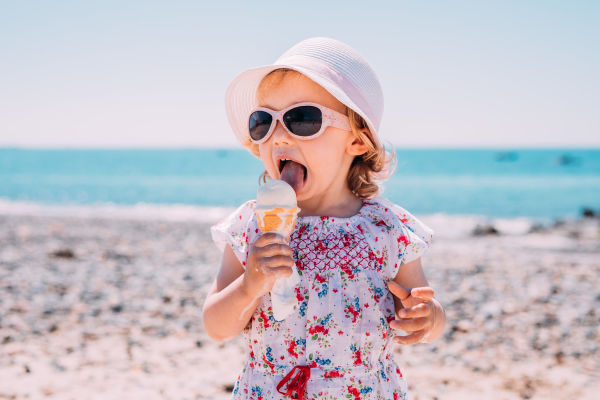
[{"x1": 1, "y1": 0, "x2": 598, "y2": 148}]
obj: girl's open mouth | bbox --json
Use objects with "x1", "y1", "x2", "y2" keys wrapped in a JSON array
[{"x1": 279, "y1": 159, "x2": 307, "y2": 193}]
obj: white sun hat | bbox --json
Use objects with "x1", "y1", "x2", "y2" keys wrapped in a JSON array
[{"x1": 224, "y1": 37, "x2": 384, "y2": 156}]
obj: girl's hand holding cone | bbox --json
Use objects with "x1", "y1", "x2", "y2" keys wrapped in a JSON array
[{"x1": 243, "y1": 232, "x2": 295, "y2": 299}]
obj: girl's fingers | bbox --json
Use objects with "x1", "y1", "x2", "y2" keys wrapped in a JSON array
[
  {"x1": 390, "y1": 317, "x2": 427, "y2": 332},
  {"x1": 253, "y1": 232, "x2": 287, "y2": 247},
  {"x1": 393, "y1": 329, "x2": 425, "y2": 345},
  {"x1": 260, "y1": 255, "x2": 294, "y2": 269},
  {"x1": 411, "y1": 286, "x2": 434, "y2": 301},
  {"x1": 388, "y1": 281, "x2": 411, "y2": 303},
  {"x1": 397, "y1": 302, "x2": 429, "y2": 319},
  {"x1": 256, "y1": 243, "x2": 293, "y2": 258}
]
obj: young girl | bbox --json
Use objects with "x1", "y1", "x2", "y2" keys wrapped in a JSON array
[{"x1": 203, "y1": 37, "x2": 446, "y2": 400}]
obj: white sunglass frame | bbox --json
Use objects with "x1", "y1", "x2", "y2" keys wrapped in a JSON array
[{"x1": 248, "y1": 101, "x2": 351, "y2": 144}]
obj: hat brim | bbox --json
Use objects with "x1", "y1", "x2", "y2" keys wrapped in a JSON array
[{"x1": 225, "y1": 64, "x2": 381, "y2": 158}]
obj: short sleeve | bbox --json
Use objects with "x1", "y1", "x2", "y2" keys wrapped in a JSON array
[
  {"x1": 210, "y1": 200, "x2": 257, "y2": 269},
  {"x1": 394, "y1": 209, "x2": 434, "y2": 265},
  {"x1": 371, "y1": 198, "x2": 434, "y2": 280}
]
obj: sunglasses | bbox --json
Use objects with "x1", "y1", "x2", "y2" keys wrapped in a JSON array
[{"x1": 248, "y1": 102, "x2": 351, "y2": 144}]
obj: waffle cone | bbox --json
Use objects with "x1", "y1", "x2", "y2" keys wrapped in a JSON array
[{"x1": 255, "y1": 207, "x2": 300, "y2": 239}]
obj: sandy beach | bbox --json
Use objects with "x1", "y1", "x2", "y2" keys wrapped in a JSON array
[{"x1": 0, "y1": 208, "x2": 598, "y2": 399}]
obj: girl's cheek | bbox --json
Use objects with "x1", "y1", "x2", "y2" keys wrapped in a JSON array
[{"x1": 258, "y1": 147, "x2": 275, "y2": 175}]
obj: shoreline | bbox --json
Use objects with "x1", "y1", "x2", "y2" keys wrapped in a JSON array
[{"x1": 0, "y1": 197, "x2": 589, "y2": 232}]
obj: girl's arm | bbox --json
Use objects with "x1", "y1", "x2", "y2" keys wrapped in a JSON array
[
  {"x1": 202, "y1": 244, "x2": 257, "y2": 342},
  {"x1": 202, "y1": 233, "x2": 294, "y2": 342},
  {"x1": 388, "y1": 257, "x2": 446, "y2": 344}
]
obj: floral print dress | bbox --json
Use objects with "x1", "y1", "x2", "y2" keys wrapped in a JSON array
[{"x1": 210, "y1": 197, "x2": 434, "y2": 400}]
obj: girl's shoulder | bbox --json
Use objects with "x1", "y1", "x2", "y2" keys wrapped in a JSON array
[
  {"x1": 209, "y1": 200, "x2": 259, "y2": 268},
  {"x1": 361, "y1": 197, "x2": 434, "y2": 256},
  {"x1": 361, "y1": 196, "x2": 435, "y2": 243},
  {"x1": 363, "y1": 197, "x2": 435, "y2": 275}
]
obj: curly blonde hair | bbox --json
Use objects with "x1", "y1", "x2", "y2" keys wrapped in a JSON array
[{"x1": 243, "y1": 68, "x2": 395, "y2": 199}]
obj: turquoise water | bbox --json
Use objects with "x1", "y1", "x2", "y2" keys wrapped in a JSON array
[{"x1": 1, "y1": 148, "x2": 598, "y2": 219}]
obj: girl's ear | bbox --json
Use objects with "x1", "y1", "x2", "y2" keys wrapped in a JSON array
[{"x1": 346, "y1": 131, "x2": 369, "y2": 156}]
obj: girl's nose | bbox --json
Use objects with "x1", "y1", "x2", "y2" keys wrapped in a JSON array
[{"x1": 271, "y1": 121, "x2": 292, "y2": 146}]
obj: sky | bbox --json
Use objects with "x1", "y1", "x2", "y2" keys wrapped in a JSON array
[{"x1": 1, "y1": 0, "x2": 598, "y2": 149}]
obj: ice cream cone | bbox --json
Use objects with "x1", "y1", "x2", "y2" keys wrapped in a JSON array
[{"x1": 254, "y1": 179, "x2": 301, "y2": 321}]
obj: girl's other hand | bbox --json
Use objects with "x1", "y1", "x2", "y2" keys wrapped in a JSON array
[
  {"x1": 243, "y1": 232, "x2": 294, "y2": 299},
  {"x1": 387, "y1": 281, "x2": 435, "y2": 345}
]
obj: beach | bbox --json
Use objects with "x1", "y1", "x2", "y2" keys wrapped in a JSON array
[{"x1": 0, "y1": 208, "x2": 598, "y2": 399}]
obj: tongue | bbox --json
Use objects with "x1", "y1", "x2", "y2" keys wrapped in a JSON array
[{"x1": 280, "y1": 161, "x2": 305, "y2": 192}]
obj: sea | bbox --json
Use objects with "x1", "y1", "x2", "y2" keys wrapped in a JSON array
[{"x1": 0, "y1": 148, "x2": 598, "y2": 223}]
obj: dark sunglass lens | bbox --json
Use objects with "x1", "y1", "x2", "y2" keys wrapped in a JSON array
[
  {"x1": 249, "y1": 111, "x2": 273, "y2": 141},
  {"x1": 283, "y1": 106, "x2": 322, "y2": 136}
]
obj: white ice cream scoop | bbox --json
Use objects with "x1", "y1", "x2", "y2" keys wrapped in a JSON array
[{"x1": 256, "y1": 179, "x2": 297, "y2": 209}]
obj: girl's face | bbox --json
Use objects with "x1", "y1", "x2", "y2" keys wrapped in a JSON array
[{"x1": 257, "y1": 73, "x2": 359, "y2": 208}]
